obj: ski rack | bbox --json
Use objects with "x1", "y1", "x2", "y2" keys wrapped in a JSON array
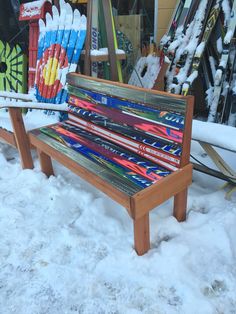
[{"x1": 84, "y1": 0, "x2": 125, "y2": 81}]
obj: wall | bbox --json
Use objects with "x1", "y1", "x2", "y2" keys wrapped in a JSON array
[{"x1": 156, "y1": 0, "x2": 177, "y2": 44}]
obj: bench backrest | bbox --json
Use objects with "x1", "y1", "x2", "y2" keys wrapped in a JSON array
[{"x1": 66, "y1": 74, "x2": 194, "y2": 171}]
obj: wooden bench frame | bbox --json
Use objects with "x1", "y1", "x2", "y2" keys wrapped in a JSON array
[{"x1": 1, "y1": 76, "x2": 194, "y2": 255}]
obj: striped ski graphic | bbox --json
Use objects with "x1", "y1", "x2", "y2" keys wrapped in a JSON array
[
  {"x1": 49, "y1": 123, "x2": 170, "y2": 181},
  {"x1": 67, "y1": 112, "x2": 180, "y2": 171},
  {"x1": 68, "y1": 95, "x2": 183, "y2": 143},
  {"x1": 50, "y1": 9, "x2": 80, "y2": 102},
  {"x1": 67, "y1": 106, "x2": 182, "y2": 164},
  {"x1": 68, "y1": 85, "x2": 185, "y2": 129},
  {"x1": 59, "y1": 122, "x2": 172, "y2": 176},
  {"x1": 58, "y1": 15, "x2": 87, "y2": 104},
  {"x1": 45, "y1": 3, "x2": 74, "y2": 102},
  {"x1": 40, "y1": 126, "x2": 153, "y2": 188}
]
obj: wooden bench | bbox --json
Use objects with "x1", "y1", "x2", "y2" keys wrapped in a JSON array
[{"x1": 3, "y1": 74, "x2": 194, "y2": 255}]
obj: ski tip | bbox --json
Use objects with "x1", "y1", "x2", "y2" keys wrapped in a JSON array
[
  {"x1": 52, "y1": 5, "x2": 59, "y2": 17},
  {"x1": 65, "y1": 3, "x2": 73, "y2": 28},
  {"x1": 45, "y1": 12, "x2": 53, "y2": 26},
  {"x1": 38, "y1": 19, "x2": 46, "y2": 33},
  {"x1": 59, "y1": 0, "x2": 66, "y2": 8},
  {"x1": 73, "y1": 9, "x2": 81, "y2": 29},
  {"x1": 79, "y1": 15, "x2": 87, "y2": 30}
]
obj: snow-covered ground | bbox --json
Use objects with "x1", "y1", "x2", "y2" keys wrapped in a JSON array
[{"x1": 0, "y1": 135, "x2": 236, "y2": 313}]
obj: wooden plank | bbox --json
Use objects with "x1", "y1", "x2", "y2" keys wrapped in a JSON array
[
  {"x1": 29, "y1": 131, "x2": 132, "y2": 213},
  {"x1": 131, "y1": 164, "x2": 192, "y2": 219},
  {"x1": 173, "y1": 188, "x2": 187, "y2": 221},
  {"x1": 0, "y1": 128, "x2": 16, "y2": 147},
  {"x1": 37, "y1": 149, "x2": 54, "y2": 177},
  {"x1": 8, "y1": 108, "x2": 34, "y2": 169},
  {"x1": 114, "y1": 14, "x2": 141, "y2": 64},
  {"x1": 133, "y1": 214, "x2": 150, "y2": 256},
  {"x1": 180, "y1": 96, "x2": 194, "y2": 167},
  {"x1": 84, "y1": 0, "x2": 92, "y2": 76}
]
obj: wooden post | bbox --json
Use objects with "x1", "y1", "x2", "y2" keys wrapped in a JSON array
[
  {"x1": 8, "y1": 108, "x2": 34, "y2": 169},
  {"x1": 173, "y1": 188, "x2": 187, "y2": 222},
  {"x1": 133, "y1": 214, "x2": 150, "y2": 255},
  {"x1": 37, "y1": 149, "x2": 54, "y2": 177},
  {"x1": 84, "y1": 0, "x2": 92, "y2": 75}
]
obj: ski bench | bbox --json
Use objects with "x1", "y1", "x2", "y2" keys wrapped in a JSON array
[{"x1": 27, "y1": 74, "x2": 194, "y2": 255}]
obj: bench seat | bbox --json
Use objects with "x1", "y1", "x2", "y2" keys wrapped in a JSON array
[{"x1": 29, "y1": 123, "x2": 192, "y2": 219}]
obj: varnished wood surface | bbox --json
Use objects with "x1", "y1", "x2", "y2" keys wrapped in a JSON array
[
  {"x1": 131, "y1": 164, "x2": 193, "y2": 219},
  {"x1": 133, "y1": 214, "x2": 150, "y2": 255},
  {"x1": 0, "y1": 128, "x2": 16, "y2": 147},
  {"x1": 8, "y1": 108, "x2": 34, "y2": 169},
  {"x1": 180, "y1": 96, "x2": 194, "y2": 167}
]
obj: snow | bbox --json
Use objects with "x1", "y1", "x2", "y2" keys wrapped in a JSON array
[
  {"x1": 224, "y1": 30, "x2": 234, "y2": 45},
  {"x1": 0, "y1": 132, "x2": 236, "y2": 313},
  {"x1": 90, "y1": 48, "x2": 125, "y2": 56},
  {"x1": 128, "y1": 55, "x2": 161, "y2": 89},
  {"x1": 21, "y1": 0, "x2": 51, "y2": 18},
  {"x1": 216, "y1": 37, "x2": 223, "y2": 54},
  {"x1": 0, "y1": 109, "x2": 59, "y2": 132},
  {"x1": 192, "y1": 119, "x2": 236, "y2": 152},
  {"x1": 222, "y1": 0, "x2": 231, "y2": 26}
]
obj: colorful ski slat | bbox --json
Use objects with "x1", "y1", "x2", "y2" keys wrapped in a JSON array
[
  {"x1": 35, "y1": 11, "x2": 55, "y2": 101},
  {"x1": 40, "y1": 125, "x2": 153, "y2": 189},
  {"x1": 67, "y1": 106, "x2": 182, "y2": 160},
  {"x1": 67, "y1": 73, "x2": 187, "y2": 114},
  {"x1": 57, "y1": 15, "x2": 87, "y2": 104},
  {"x1": 51, "y1": 9, "x2": 81, "y2": 102},
  {"x1": 59, "y1": 121, "x2": 172, "y2": 176},
  {"x1": 68, "y1": 95, "x2": 183, "y2": 144},
  {"x1": 40, "y1": 4, "x2": 68, "y2": 103},
  {"x1": 68, "y1": 85, "x2": 185, "y2": 130},
  {"x1": 35, "y1": 130, "x2": 142, "y2": 195},
  {"x1": 67, "y1": 111, "x2": 180, "y2": 171},
  {"x1": 49, "y1": 123, "x2": 170, "y2": 181},
  {"x1": 45, "y1": 3, "x2": 74, "y2": 102}
]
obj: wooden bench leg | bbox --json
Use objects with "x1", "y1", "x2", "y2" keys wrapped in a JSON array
[
  {"x1": 37, "y1": 149, "x2": 54, "y2": 177},
  {"x1": 133, "y1": 214, "x2": 150, "y2": 255},
  {"x1": 173, "y1": 188, "x2": 187, "y2": 222},
  {"x1": 8, "y1": 108, "x2": 34, "y2": 169}
]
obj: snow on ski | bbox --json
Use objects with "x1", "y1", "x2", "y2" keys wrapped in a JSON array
[
  {"x1": 57, "y1": 15, "x2": 87, "y2": 104},
  {"x1": 45, "y1": 2, "x2": 74, "y2": 102},
  {"x1": 208, "y1": 0, "x2": 236, "y2": 122},
  {"x1": 50, "y1": 8, "x2": 81, "y2": 103},
  {"x1": 181, "y1": 0, "x2": 222, "y2": 96}
]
